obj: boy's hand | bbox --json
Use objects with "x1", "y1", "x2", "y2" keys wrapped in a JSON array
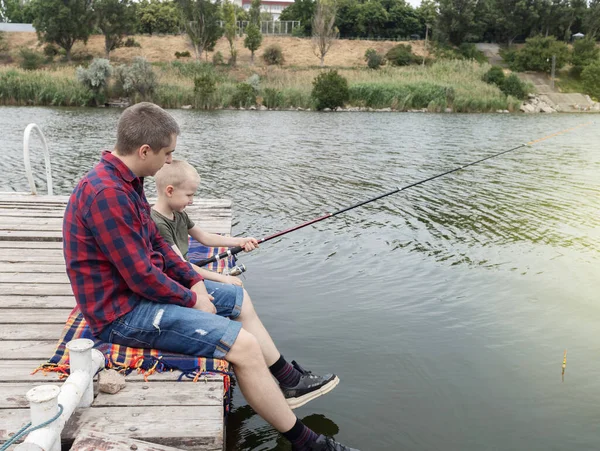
[
  {"x1": 191, "y1": 281, "x2": 216, "y2": 314},
  {"x1": 222, "y1": 275, "x2": 243, "y2": 286},
  {"x1": 237, "y1": 237, "x2": 259, "y2": 252}
]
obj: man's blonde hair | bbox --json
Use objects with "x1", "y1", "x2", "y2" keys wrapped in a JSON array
[{"x1": 154, "y1": 160, "x2": 201, "y2": 192}]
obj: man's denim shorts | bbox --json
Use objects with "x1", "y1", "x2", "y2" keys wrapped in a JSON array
[{"x1": 98, "y1": 281, "x2": 244, "y2": 359}]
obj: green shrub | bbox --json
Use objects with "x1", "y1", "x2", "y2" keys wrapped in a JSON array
[
  {"x1": 43, "y1": 44, "x2": 59, "y2": 58},
  {"x1": 18, "y1": 48, "x2": 45, "y2": 70},
  {"x1": 512, "y1": 36, "x2": 569, "y2": 73},
  {"x1": 386, "y1": 44, "x2": 414, "y2": 66},
  {"x1": 262, "y1": 87, "x2": 283, "y2": 108},
  {"x1": 262, "y1": 44, "x2": 285, "y2": 65},
  {"x1": 500, "y1": 74, "x2": 527, "y2": 99},
  {"x1": 76, "y1": 58, "x2": 112, "y2": 104},
  {"x1": 194, "y1": 72, "x2": 218, "y2": 109},
  {"x1": 571, "y1": 38, "x2": 600, "y2": 78},
  {"x1": 458, "y1": 43, "x2": 487, "y2": 63},
  {"x1": 231, "y1": 83, "x2": 256, "y2": 107},
  {"x1": 124, "y1": 37, "x2": 141, "y2": 48},
  {"x1": 0, "y1": 32, "x2": 7, "y2": 54},
  {"x1": 212, "y1": 51, "x2": 224, "y2": 65},
  {"x1": 349, "y1": 82, "x2": 454, "y2": 110},
  {"x1": 113, "y1": 57, "x2": 157, "y2": 98},
  {"x1": 246, "y1": 74, "x2": 260, "y2": 91},
  {"x1": 483, "y1": 66, "x2": 505, "y2": 86},
  {"x1": 311, "y1": 70, "x2": 349, "y2": 110},
  {"x1": 175, "y1": 51, "x2": 191, "y2": 58},
  {"x1": 365, "y1": 48, "x2": 384, "y2": 69},
  {"x1": 291, "y1": 25, "x2": 306, "y2": 37},
  {"x1": 582, "y1": 61, "x2": 600, "y2": 100}
]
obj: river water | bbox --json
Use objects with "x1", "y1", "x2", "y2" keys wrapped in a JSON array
[{"x1": 2, "y1": 107, "x2": 599, "y2": 451}]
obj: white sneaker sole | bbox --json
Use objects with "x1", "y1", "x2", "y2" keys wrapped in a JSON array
[{"x1": 286, "y1": 376, "x2": 340, "y2": 410}]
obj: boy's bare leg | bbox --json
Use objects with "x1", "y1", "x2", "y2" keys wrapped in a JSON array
[
  {"x1": 226, "y1": 329, "x2": 296, "y2": 432},
  {"x1": 234, "y1": 290, "x2": 281, "y2": 366}
]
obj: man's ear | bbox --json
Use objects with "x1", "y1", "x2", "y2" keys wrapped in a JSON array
[
  {"x1": 138, "y1": 144, "x2": 152, "y2": 159},
  {"x1": 165, "y1": 185, "x2": 175, "y2": 197}
]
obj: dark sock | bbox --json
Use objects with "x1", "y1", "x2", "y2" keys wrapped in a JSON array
[
  {"x1": 269, "y1": 354, "x2": 302, "y2": 387},
  {"x1": 282, "y1": 418, "x2": 319, "y2": 450}
]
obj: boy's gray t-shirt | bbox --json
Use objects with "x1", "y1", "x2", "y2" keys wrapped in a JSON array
[{"x1": 151, "y1": 209, "x2": 195, "y2": 260}]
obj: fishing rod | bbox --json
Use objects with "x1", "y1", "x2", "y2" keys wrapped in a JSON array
[{"x1": 192, "y1": 121, "x2": 592, "y2": 268}]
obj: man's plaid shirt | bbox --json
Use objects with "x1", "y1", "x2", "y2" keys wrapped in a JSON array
[{"x1": 63, "y1": 151, "x2": 203, "y2": 336}]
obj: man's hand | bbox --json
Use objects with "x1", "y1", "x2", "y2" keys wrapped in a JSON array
[
  {"x1": 191, "y1": 281, "x2": 216, "y2": 314},
  {"x1": 236, "y1": 237, "x2": 259, "y2": 252}
]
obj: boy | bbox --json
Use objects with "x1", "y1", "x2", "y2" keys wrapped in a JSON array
[
  {"x1": 151, "y1": 159, "x2": 255, "y2": 286},
  {"x1": 63, "y1": 102, "x2": 357, "y2": 451}
]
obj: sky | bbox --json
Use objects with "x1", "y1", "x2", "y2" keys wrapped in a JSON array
[{"x1": 407, "y1": 0, "x2": 421, "y2": 6}]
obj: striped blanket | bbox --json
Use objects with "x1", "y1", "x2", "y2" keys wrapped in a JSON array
[{"x1": 37, "y1": 239, "x2": 235, "y2": 409}]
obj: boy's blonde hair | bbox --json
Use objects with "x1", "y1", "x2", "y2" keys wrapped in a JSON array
[{"x1": 154, "y1": 160, "x2": 201, "y2": 192}]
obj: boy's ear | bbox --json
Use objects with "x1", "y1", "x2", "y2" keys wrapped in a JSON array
[{"x1": 165, "y1": 185, "x2": 175, "y2": 197}]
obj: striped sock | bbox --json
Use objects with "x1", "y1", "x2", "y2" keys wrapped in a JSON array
[
  {"x1": 282, "y1": 418, "x2": 319, "y2": 450},
  {"x1": 269, "y1": 355, "x2": 302, "y2": 388}
]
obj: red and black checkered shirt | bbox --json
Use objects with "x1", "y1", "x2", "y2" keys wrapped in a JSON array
[{"x1": 63, "y1": 151, "x2": 202, "y2": 336}]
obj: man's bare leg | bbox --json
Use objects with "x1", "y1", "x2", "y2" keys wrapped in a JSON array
[{"x1": 225, "y1": 328, "x2": 296, "y2": 431}]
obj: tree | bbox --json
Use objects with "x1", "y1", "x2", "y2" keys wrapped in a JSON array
[
  {"x1": 0, "y1": 0, "x2": 35, "y2": 23},
  {"x1": 94, "y1": 0, "x2": 136, "y2": 59},
  {"x1": 137, "y1": 0, "x2": 181, "y2": 35},
  {"x1": 249, "y1": 0, "x2": 261, "y2": 24},
  {"x1": 356, "y1": 1, "x2": 388, "y2": 37},
  {"x1": 585, "y1": 0, "x2": 600, "y2": 38},
  {"x1": 572, "y1": 37, "x2": 600, "y2": 76},
  {"x1": 223, "y1": 0, "x2": 237, "y2": 66},
  {"x1": 493, "y1": 0, "x2": 539, "y2": 46},
  {"x1": 177, "y1": 0, "x2": 222, "y2": 61},
  {"x1": 437, "y1": 0, "x2": 477, "y2": 45},
  {"x1": 244, "y1": 24, "x2": 262, "y2": 64},
  {"x1": 279, "y1": 0, "x2": 315, "y2": 35},
  {"x1": 418, "y1": 0, "x2": 438, "y2": 41},
  {"x1": 30, "y1": 0, "x2": 95, "y2": 62},
  {"x1": 312, "y1": 0, "x2": 337, "y2": 66}
]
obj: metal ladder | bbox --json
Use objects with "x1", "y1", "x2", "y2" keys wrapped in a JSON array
[{"x1": 23, "y1": 123, "x2": 53, "y2": 195}]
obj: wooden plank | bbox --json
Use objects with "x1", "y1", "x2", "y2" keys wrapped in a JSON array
[
  {"x1": 71, "y1": 430, "x2": 188, "y2": 451},
  {"x1": 0, "y1": 340, "x2": 57, "y2": 360},
  {"x1": 0, "y1": 323, "x2": 63, "y2": 340},
  {"x1": 93, "y1": 381, "x2": 222, "y2": 407},
  {"x1": 0, "y1": 254, "x2": 65, "y2": 263},
  {"x1": 0, "y1": 309, "x2": 70, "y2": 324},
  {"x1": 0, "y1": 241, "x2": 63, "y2": 249},
  {"x1": 0, "y1": 264, "x2": 68, "y2": 274},
  {"x1": 0, "y1": 361, "x2": 226, "y2": 383},
  {"x1": 0, "y1": 273, "x2": 69, "y2": 284},
  {"x1": 0, "y1": 284, "x2": 73, "y2": 296},
  {"x1": 0, "y1": 295, "x2": 75, "y2": 308},
  {"x1": 2, "y1": 406, "x2": 223, "y2": 449},
  {"x1": 0, "y1": 248, "x2": 63, "y2": 257},
  {"x1": 0, "y1": 231, "x2": 62, "y2": 241},
  {"x1": 0, "y1": 380, "x2": 222, "y2": 410}
]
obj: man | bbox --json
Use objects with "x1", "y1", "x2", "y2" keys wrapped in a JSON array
[{"x1": 62, "y1": 102, "x2": 358, "y2": 451}]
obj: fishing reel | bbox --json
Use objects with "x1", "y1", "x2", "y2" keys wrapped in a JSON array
[{"x1": 227, "y1": 263, "x2": 247, "y2": 277}]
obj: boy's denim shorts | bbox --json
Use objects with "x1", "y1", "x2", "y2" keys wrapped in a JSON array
[{"x1": 98, "y1": 281, "x2": 244, "y2": 359}]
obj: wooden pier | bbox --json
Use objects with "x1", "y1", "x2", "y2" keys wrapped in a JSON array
[{"x1": 0, "y1": 193, "x2": 233, "y2": 450}]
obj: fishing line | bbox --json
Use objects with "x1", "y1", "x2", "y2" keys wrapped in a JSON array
[{"x1": 192, "y1": 121, "x2": 592, "y2": 267}]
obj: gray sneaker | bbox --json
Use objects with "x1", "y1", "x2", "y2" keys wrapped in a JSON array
[
  {"x1": 281, "y1": 360, "x2": 340, "y2": 409},
  {"x1": 306, "y1": 435, "x2": 360, "y2": 451}
]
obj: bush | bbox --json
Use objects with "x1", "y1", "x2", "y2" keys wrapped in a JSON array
[
  {"x1": 231, "y1": 83, "x2": 256, "y2": 107},
  {"x1": 0, "y1": 32, "x2": 7, "y2": 54},
  {"x1": 124, "y1": 37, "x2": 141, "y2": 48},
  {"x1": 483, "y1": 66, "x2": 505, "y2": 86},
  {"x1": 511, "y1": 36, "x2": 569, "y2": 73},
  {"x1": 291, "y1": 25, "x2": 306, "y2": 37},
  {"x1": 194, "y1": 72, "x2": 217, "y2": 109},
  {"x1": 500, "y1": 74, "x2": 527, "y2": 99},
  {"x1": 43, "y1": 44, "x2": 59, "y2": 58},
  {"x1": 113, "y1": 57, "x2": 157, "y2": 98},
  {"x1": 582, "y1": 61, "x2": 600, "y2": 100},
  {"x1": 246, "y1": 74, "x2": 260, "y2": 91},
  {"x1": 571, "y1": 38, "x2": 600, "y2": 78},
  {"x1": 262, "y1": 44, "x2": 285, "y2": 65},
  {"x1": 311, "y1": 70, "x2": 349, "y2": 110},
  {"x1": 458, "y1": 43, "x2": 487, "y2": 63},
  {"x1": 365, "y1": 48, "x2": 384, "y2": 69},
  {"x1": 175, "y1": 51, "x2": 191, "y2": 59},
  {"x1": 386, "y1": 44, "x2": 414, "y2": 66},
  {"x1": 76, "y1": 58, "x2": 112, "y2": 105},
  {"x1": 212, "y1": 51, "x2": 224, "y2": 65},
  {"x1": 18, "y1": 48, "x2": 45, "y2": 70},
  {"x1": 262, "y1": 87, "x2": 283, "y2": 108}
]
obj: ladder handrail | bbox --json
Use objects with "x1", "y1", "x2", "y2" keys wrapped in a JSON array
[{"x1": 23, "y1": 123, "x2": 53, "y2": 196}]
